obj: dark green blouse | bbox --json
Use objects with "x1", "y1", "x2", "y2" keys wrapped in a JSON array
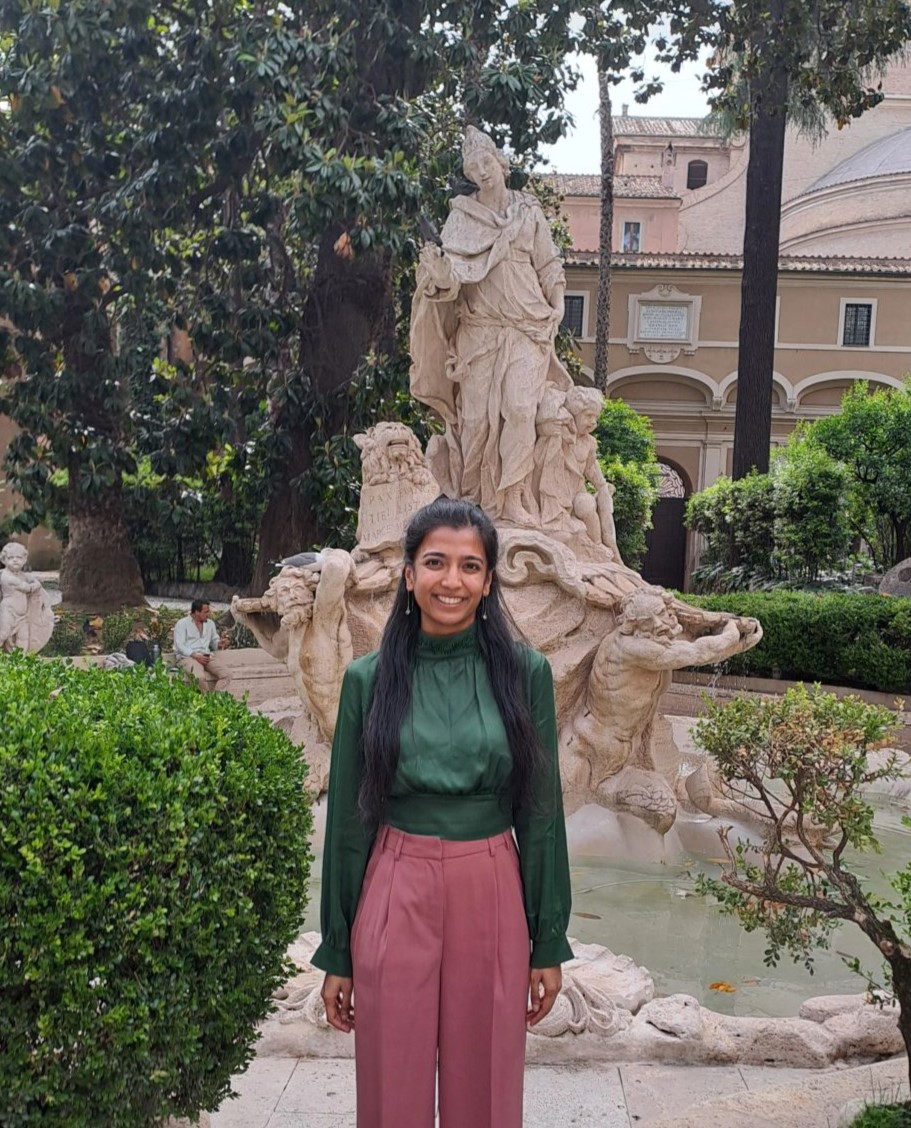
[{"x1": 311, "y1": 623, "x2": 574, "y2": 978}]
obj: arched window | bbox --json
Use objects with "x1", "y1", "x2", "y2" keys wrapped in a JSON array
[{"x1": 686, "y1": 159, "x2": 708, "y2": 190}]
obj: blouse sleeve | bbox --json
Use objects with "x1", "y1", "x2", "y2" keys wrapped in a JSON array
[
  {"x1": 514, "y1": 651, "x2": 574, "y2": 968},
  {"x1": 310, "y1": 662, "x2": 374, "y2": 977}
]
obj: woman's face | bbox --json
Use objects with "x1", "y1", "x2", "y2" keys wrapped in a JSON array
[
  {"x1": 463, "y1": 150, "x2": 506, "y2": 194},
  {"x1": 404, "y1": 525, "x2": 492, "y2": 637}
]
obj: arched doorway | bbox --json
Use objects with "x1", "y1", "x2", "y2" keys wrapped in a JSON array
[{"x1": 641, "y1": 460, "x2": 690, "y2": 591}]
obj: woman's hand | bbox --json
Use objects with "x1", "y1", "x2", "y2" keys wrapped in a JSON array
[
  {"x1": 526, "y1": 965, "x2": 562, "y2": 1028},
  {"x1": 321, "y1": 974, "x2": 355, "y2": 1033}
]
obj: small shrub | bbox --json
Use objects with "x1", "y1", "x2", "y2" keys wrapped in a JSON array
[
  {"x1": 772, "y1": 438, "x2": 852, "y2": 582},
  {"x1": 677, "y1": 591, "x2": 911, "y2": 693},
  {"x1": 686, "y1": 472, "x2": 776, "y2": 579},
  {"x1": 0, "y1": 654, "x2": 312, "y2": 1127},
  {"x1": 603, "y1": 457, "x2": 660, "y2": 568},
  {"x1": 846, "y1": 1105, "x2": 911, "y2": 1128},
  {"x1": 694, "y1": 685, "x2": 911, "y2": 1096},
  {"x1": 44, "y1": 617, "x2": 85, "y2": 657},
  {"x1": 45, "y1": 606, "x2": 186, "y2": 657},
  {"x1": 100, "y1": 610, "x2": 138, "y2": 653}
]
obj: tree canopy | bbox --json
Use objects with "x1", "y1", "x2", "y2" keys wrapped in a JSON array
[
  {"x1": 806, "y1": 382, "x2": 911, "y2": 571},
  {"x1": 1, "y1": 0, "x2": 583, "y2": 599},
  {"x1": 695, "y1": 0, "x2": 911, "y2": 479}
]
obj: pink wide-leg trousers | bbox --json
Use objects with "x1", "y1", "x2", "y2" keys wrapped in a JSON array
[{"x1": 351, "y1": 824, "x2": 530, "y2": 1128}]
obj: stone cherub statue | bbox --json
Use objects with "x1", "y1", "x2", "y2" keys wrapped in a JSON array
[
  {"x1": 0, "y1": 542, "x2": 55, "y2": 653},
  {"x1": 410, "y1": 125, "x2": 572, "y2": 525},
  {"x1": 532, "y1": 385, "x2": 620, "y2": 560}
]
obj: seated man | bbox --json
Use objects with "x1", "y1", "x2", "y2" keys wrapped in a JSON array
[{"x1": 173, "y1": 599, "x2": 230, "y2": 691}]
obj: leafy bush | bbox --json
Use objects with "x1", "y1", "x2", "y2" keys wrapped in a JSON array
[
  {"x1": 808, "y1": 381, "x2": 911, "y2": 571},
  {"x1": 100, "y1": 610, "x2": 141, "y2": 654},
  {"x1": 686, "y1": 472, "x2": 776, "y2": 579},
  {"x1": 772, "y1": 438, "x2": 852, "y2": 582},
  {"x1": 678, "y1": 591, "x2": 911, "y2": 693},
  {"x1": 0, "y1": 655, "x2": 312, "y2": 1127},
  {"x1": 44, "y1": 617, "x2": 85, "y2": 657},
  {"x1": 846, "y1": 1105, "x2": 911, "y2": 1128},
  {"x1": 603, "y1": 457, "x2": 660, "y2": 569},
  {"x1": 686, "y1": 443, "x2": 853, "y2": 590},
  {"x1": 594, "y1": 398, "x2": 660, "y2": 568},
  {"x1": 44, "y1": 607, "x2": 187, "y2": 658}
]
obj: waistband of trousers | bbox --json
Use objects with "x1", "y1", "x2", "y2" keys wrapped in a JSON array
[
  {"x1": 384, "y1": 793, "x2": 512, "y2": 841},
  {"x1": 376, "y1": 823, "x2": 515, "y2": 860}
]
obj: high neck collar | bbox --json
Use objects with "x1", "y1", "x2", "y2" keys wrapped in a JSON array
[{"x1": 416, "y1": 622, "x2": 480, "y2": 659}]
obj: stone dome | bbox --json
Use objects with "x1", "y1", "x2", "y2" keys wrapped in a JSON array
[{"x1": 808, "y1": 127, "x2": 911, "y2": 193}]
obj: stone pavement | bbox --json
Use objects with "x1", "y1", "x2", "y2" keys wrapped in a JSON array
[{"x1": 210, "y1": 1054, "x2": 909, "y2": 1128}]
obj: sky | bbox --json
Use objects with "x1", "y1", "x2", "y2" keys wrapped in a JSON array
[{"x1": 539, "y1": 55, "x2": 713, "y2": 173}]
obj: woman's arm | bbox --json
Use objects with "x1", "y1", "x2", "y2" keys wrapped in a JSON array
[{"x1": 514, "y1": 652, "x2": 574, "y2": 972}]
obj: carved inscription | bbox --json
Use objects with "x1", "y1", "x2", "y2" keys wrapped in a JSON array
[
  {"x1": 637, "y1": 303, "x2": 689, "y2": 341},
  {"x1": 357, "y1": 481, "x2": 438, "y2": 551}
]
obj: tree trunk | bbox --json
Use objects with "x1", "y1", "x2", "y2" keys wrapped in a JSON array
[
  {"x1": 888, "y1": 954, "x2": 911, "y2": 1093},
  {"x1": 60, "y1": 483, "x2": 145, "y2": 608},
  {"x1": 594, "y1": 67, "x2": 614, "y2": 392},
  {"x1": 252, "y1": 228, "x2": 392, "y2": 592},
  {"x1": 732, "y1": 32, "x2": 788, "y2": 480},
  {"x1": 213, "y1": 536, "x2": 254, "y2": 588}
]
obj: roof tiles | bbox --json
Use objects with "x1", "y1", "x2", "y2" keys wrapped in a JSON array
[
  {"x1": 566, "y1": 250, "x2": 911, "y2": 275},
  {"x1": 546, "y1": 173, "x2": 679, "y2": 199},
  {"x1": 612, "y1": 116, "x2": 714, "y2": 137}
]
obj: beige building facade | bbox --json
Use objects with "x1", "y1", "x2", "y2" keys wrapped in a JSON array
[
  {"x1": 565, "y1": 256, "x2": 910, "y2": 577},
  {"x1": 553, "y1": 61, "x2": 911, "y2": 586}
]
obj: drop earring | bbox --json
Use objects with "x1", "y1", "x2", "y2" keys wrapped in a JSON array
[
  {"x1": 481, "y1": 595, "x2": 488, "y2": 620},
  {"x1": 405, "y1": 591, "x2": 413, "y2": 616}
]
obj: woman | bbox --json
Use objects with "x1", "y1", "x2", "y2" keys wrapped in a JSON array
[
  {"x1": 410, "y1": 128, "x2": 572, "y2": 524},
  {"x1": 312, "y1": 496, "x2": 573, "y2": 1128}
]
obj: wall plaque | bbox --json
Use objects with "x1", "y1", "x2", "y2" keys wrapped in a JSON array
[
  {"x1": 627, "y1": 285, "x2": 702, "y2": 356},
  {"x1": 637, "y1": 303, "x2": 689, "y2": 341}
]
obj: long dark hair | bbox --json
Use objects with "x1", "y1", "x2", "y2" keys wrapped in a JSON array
[{"x1": 358, "y1": 496, "x2": 547, "y2": 829}]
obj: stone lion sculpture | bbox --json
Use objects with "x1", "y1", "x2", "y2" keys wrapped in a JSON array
[{"x1": 351, "y1": 422, "x2": 439, "y2": 557}]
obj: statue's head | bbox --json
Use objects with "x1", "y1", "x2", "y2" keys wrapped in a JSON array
[
  {"x1": 462, "y1": 126, "x2": 510, "y2": 190},
  {"x1": 618, "y1": 586, "x2": 681, "y2": 640},
  {"x1": 0, "y1": 542, "x2": 28, "y2": 571},
  {"x1": 565, "y1": 386, "x2": 604, "y2": 432}
]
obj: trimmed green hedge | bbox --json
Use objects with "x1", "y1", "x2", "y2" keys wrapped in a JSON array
[
  {"x1": 678, "y1": 591, "x2": 911, "y2": 694},
  {"x1": 0, "y1": 655, "x2": 312, "y2": 1127}
]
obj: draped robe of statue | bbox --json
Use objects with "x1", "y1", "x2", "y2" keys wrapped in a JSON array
[{"x1": 410, "y1": 190, "x2": 572, "y2": 518}]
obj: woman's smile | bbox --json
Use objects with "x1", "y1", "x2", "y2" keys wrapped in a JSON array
[{"x1": 404, "y1": 525, "x2": 491, "y2": 636}]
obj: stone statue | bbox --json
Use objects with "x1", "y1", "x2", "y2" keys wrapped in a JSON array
[
  {"x1": 234, "y1": 549, "x2": 355, "y2": 744},
  {"x1": 0, "y1": 542, "x2": 55, "y2": 654},
  {"x1": 410, "y1": 125, "x2": 572, "y2": 525},
  {"x1": 532, "y1": 385, "x2": 620, "y2": 559},
  {"x1": 563, "y1": 587, "x2": 761, "y2": 833},
  {"x1": 234, "y1": 126, "x2": 763, "y2": 836},
  {"x1": 352, "y1": 422, "x2": 440, "y2": 561}
]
